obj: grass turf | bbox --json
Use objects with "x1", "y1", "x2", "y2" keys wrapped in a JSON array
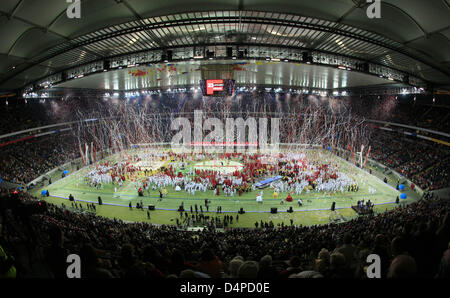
[{"x1": 31, "y1": 150, "x2": 420, "y2": 228}]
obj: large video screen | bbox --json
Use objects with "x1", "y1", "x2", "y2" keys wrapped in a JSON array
[{"x1": 200, "y1": 79, "x2": 235, "y2": 96}]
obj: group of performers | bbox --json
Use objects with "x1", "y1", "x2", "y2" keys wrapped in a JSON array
[{"x1": 82, "y1": 150, "x2": 365, "y2": 204}]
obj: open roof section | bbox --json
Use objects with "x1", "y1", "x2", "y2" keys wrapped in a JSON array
[{"x1": 0, "y1": 0, "x2": 449, "y2": 91}]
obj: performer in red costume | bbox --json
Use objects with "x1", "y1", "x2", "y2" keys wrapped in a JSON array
[
  {"x1": 286, "y1": 193, "x2": 293, "y2": 202},
  {"x1": 215, "y1": 186, "x2": 220, "y2": 196}
]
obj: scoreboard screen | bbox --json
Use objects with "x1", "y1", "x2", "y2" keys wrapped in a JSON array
[
  {"x1": 200, "y1": 79, "x2": 235, "y2": 96},
  {"x1": 206, "y1": 79, "x2": 224, "y2": 95}
]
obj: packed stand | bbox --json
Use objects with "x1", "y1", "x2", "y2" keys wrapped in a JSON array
[
  {"x1": 0, "y1": 135, "x2": 78, "y2": 185},
  {"x1": 369, "y1": 130, "x2": 450, "y2": 190},
  {"x1": 0, "y1": 190, "x2": 448, "y2": 278}
]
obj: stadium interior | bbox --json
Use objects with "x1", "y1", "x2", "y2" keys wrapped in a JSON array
[{"x1": 0, "y1": 0, "x2": 449, "y2": 281}]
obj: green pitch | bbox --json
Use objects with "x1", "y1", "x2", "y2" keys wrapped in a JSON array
[{"x1": 32, "y1": 149, "x2": 420, "y2": 228}]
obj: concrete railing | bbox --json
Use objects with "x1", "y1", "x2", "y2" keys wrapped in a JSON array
[{"x1": 0, "y1": 180, "x2": 24, "y2": 190}]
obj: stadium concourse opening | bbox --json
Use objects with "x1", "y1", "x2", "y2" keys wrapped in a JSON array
[{"x1": 0, "y1": 0, "x2": 449, "y2": 284}]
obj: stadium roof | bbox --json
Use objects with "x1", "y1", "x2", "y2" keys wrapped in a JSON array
[
  {"x1": 54, "y1": 59, "x2": 392, "y2": 91},
  {"x1": 0, "y1": 0, "x2": 449, "y2": 92}
]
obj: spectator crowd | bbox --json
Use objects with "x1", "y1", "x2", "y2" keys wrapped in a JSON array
[
  {"x1": 0, "y1": 135, "x2": 78, "y2": 185},
  {"x1": 370, "y1": 130, "x2": 450, "y2": 191},
  {"x1": 0, "y1": 189, "x2": 448, "y2": 278}
]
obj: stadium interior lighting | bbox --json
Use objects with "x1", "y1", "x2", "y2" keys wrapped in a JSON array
[{"x1": 1, "y1": 1, "x2": 448, "y2": 285}]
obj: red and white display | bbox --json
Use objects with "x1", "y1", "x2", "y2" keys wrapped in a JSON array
[{"x1": 206, "y1": 79, "x2": 224, "y2": 95}]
